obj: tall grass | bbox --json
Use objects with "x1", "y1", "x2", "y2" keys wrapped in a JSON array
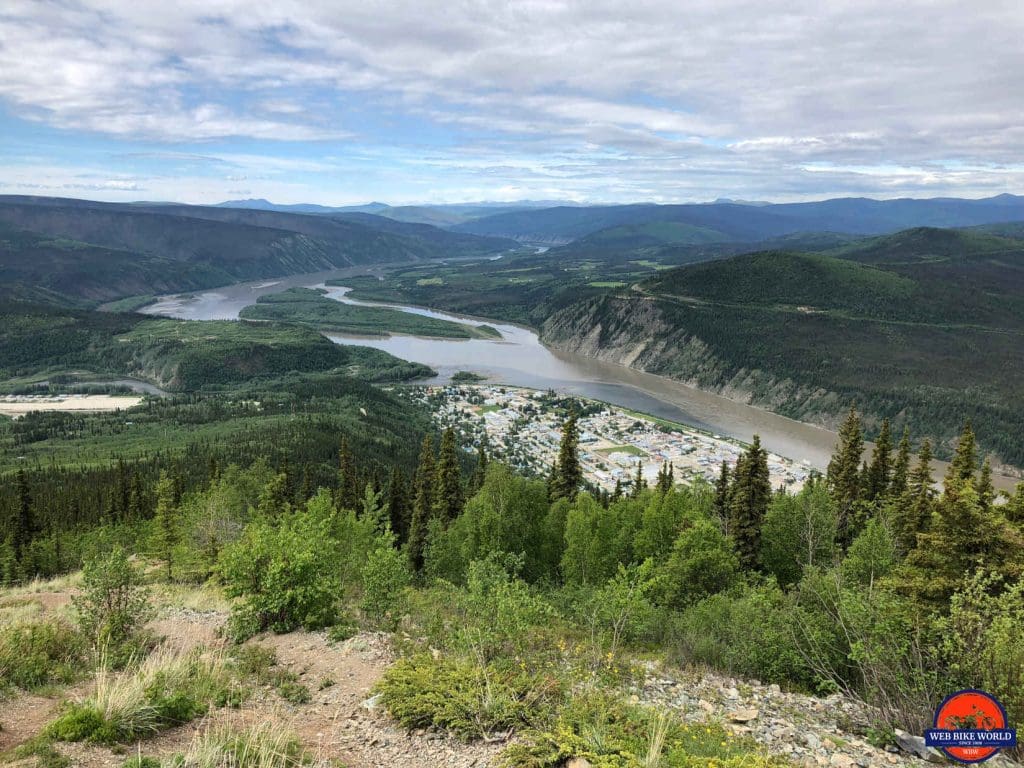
[
  {"x1": 177, "y1": 722, "x2": 319, "y2": 768},
  {"x1": 47, "y1": 645, "x2": 237, "y2": 744}
]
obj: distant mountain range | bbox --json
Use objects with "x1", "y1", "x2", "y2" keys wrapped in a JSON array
[
  {"x1": 0, "y1": 196, "x2": 513, "y2": 305},
  {"x1": 452, "y1": 194, "x2": 1024, "y2": 244}
]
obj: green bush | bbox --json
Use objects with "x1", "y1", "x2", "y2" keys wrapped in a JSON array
[
  {"x1": 231, "y1": 644, "x2": 278, "y2": 683},
  {"x1": 219, "y1": 499, "x2": 340, "y2": 641},
  {"x1": 655, "y1": 520, "x2": 739, "y2": 609},
  {"x1": 122, "y1": 757, "x2": 161, "y2": 768},
  {"x1": 276, "y1": 680, "x2": 311, "y2": 705},
  {"x1": 0, "y1": 618, "x2": 86, "y2": 690},
  {"x1": 360, "y1": 539, "x2": 410, "y2": 626},
  {"x1": 73, "y1": 546, "x2": 153, "y2": 667},
  {"x1": 378, "y1": 653, "x2": 559, "y2": 742},
  {"x1": 5, "y1": 735, "x2": 71, "y2": 768},
  {"x1": 502, "y1": 690, "x2": 784, "y2": 768},
  {"x1": 670, "y1": 582, "x2": 816, "y2": 689}
]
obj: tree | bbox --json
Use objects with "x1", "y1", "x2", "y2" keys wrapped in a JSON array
[
  {"x1": 386, "y1": 467, "x2": 409, "y2": 542},
  {"x1": 74, "y1": 547, "x2": 153, "y2": 665},
  {"x1": 12, "y1": 469, "x2": 36, "y2": 564},
  {"x1": 713, "y1": 461, "x2": 731, "y2": 532},
  {"x1": 864, "y1": 418, "x2": 893, "y2": 502},
  {"x1": 889, "y1": 427, "x2": 912, "y2": 499},
  {"x1": 549, "y1": 411, "x2": 582, "y2": 502},
  {"x1": 469, "y1": 443, "x2": 489, "y2": 495},
  {"x1": 433, "y1": 427, "x2": 463, "y2": 522},
  {"x1": 827, "y1": 406, "x2": 864, "y2": 547},
  {"x1": 150, "y1": 471, "x2": 179, "y2": 581},
  {"x1": 896, "y1": 475, "x2": 1021, "y2": 606},
  {"x1": 657, "y1": 519, "x2": 740, "y2": 609},
  {"x1": 945, "y1": 422, "x2": 978, "y2": 493},
  {"x1": 977, "y1": 458, "x2": 995, "y2": 512},
  {"x1": 729, "y1": 435, "x2": 771, "y2": 570},
  {"x1": 256, "y1": 471, "x2": 290, "y2": 519},
  {"x1": 760, "y1": 478, "x2": 837, "y2": 586},
  {"x1": 336, "y1": 437, "x2": 358, "y2": 512},
  {"x1": 893, "y1": 439, "x2": 934, "y2": 555},
  {"x1": 631, "y1": 461, "x2": 646, "y2": 498},
  {"x1": 406, "y1": 435, "x2": 435, "y2": 573},
  {"x1": 655, "y1": 462, "x2": 675, "y2": 494}
]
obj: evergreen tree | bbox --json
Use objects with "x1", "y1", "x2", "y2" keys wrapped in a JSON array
[
  {"x1": 550, "y1": 411, "x2": 582, "y2": 501},
  {"x1": 610, "y1": 479, "x2": 623, "y2": 503},
  {"x1": 893, "y1": 439, "x2": 934, "y2": 555},
  {"x1": 889, "y1": 426, "x2": 912, "y2": 499},
  {"x1": 150, "y1": 471, "x2": 179, "y2": 581},
  {"x1": 407, "y1": 435, "x2": 435, "y2": 573},
  {"x1": 655, "y1": 462, "x2": 675, "y2": 494},
  {"x1": 827, "y1": 405, "x2": 865, "y2": 548},
  {"x1": 433, "y1": 427, "x2": 463, "y2": 522},
  {"x1": 1005, "y1": 483, "x2": 1024, "y2": 527},
  {"x1": 713, "y1": 461, "x2": 731, "y2": 531},
  {"x1": 337, "y1": 437, "x2": 358, "y2": 511},
  {"x1": 469, "y1": 443, "x2": 489, "y2": 495},
  {"x1": 256, "y1": 472, "x2": 290, "y2": 519},
  {"x1": 945, "y1": 422, "x2": 978, "y2": 492},
  {"x1": 728, "y1": 435, "x2": 771, "y2": 570},
  {"x1": 386, "y1": 467, "x2": 409, "y2": 542},
  {"x1": 897, "y1": 474, "x2": 1020, "y2": 606},
  {"x1": 127, "y1": 474, "x2": 144, "y2": 522},
  {"x1": 631, "y1": 461, "x2": 646, "y2": 498},
  {"x1": 977, "y1": 458, "x2": 995, "y2": 512},
  {"x1": 864, "y1": 418, "x2": 893, "y2": 502},
  {"x1": 298, "y1": 464, "x2": 314, "y2": 504},
  {"x1": 12, "y1": 469, "x2": 36, "y2": 563}
]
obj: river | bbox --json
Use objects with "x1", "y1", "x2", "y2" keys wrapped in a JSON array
[{"x1": 142, "y1": 272, "x2": 1020, "y2": 487}]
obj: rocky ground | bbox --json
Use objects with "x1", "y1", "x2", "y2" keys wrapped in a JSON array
[{"x1": 1, "y1": 586, "x2": 1018, "y2": 767}]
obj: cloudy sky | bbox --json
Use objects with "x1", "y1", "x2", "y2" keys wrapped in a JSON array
[{"x1": 1, "y1": 0, "x2": 1022, "y2": 205}]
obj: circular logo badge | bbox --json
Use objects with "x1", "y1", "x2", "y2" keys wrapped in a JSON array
[{"x1": 931, "y1": 689, "x2": 1012, "y2": 763}]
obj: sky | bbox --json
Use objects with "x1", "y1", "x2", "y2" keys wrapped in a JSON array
[{"x1": 1, "y1": 0, "x2": 1022, "y2": 206}]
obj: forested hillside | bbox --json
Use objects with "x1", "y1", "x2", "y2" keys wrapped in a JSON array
[{"x1": 0, "y1": 196, "x2": 511, "y2": 305}]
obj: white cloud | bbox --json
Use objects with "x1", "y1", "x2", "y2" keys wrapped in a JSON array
[{"x1": 0, "y1": 0, "x2": 1021, "y2": 199}]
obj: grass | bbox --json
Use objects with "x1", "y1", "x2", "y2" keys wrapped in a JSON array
[
  {"x1": 151, "y1": 581, "x2": 231, "y2": 614},
  {"x1": 588, "y1": 281, "x2": 627, "y2": 288},
  {"x1": 46, "y1": 646, "x2": 240, "y2": 744},
  {"x1": 0, "y1": 617, "x2": 86, "y2": 691},
  {"x1": 175, "y1": 722, "x2": 319, "y2": 768},
  {"x1": 596, "y1": 445, "x2": 647, "y2": 457}
]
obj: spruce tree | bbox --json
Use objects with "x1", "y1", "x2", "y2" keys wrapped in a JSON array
[
  {"x1": 893, "y1": 439, "x2": 933, "y2": 555},
  {"x1": 550, "y1": 411, "x2": 582, "y2": 501},
  {"x1": 889, "y1": 426, "x2": 912, "y2": 499},
  {"x1": 898, "y1": 473, "x2": 1019, "y2": 606},
  {"x1": 386, "y1": 467, "x2": 409, "y2": 543},
  {"x1": 611, "y1": 479, "x2": 623, "y2": 503},
  {"x1": 729, "y1": 435, "x2": 771, "y2": 570},
  {"x1": 337, "y1": 437, "x2": 358, "y2": 511},
  {"x1": 150, "y1": 471, "x2": 179, "y2": 582},
  {"x1": 977, "y1": 458, "x2": 994, "y2": 512},
  {"x1": 631, "y1": 461, "x2": 646, "y2": 498},
  {"x1": 407, "y1": 435, "x2": 435, "y2": 573},
  {"x1": 713, "y1": 461, "x2": 731, "y2": 531},
  {"x1": 433, "y1": 427, "x2": 463, "y2": 522},
  {"x1": 827, "y1": 405, "x2": 865, "y2": 548},
  {"x1": 864, "y1": 418, "x2": 893, "y2": 502},
  {"x1": 945, "y1": 422, "x2": 978, "y2": 492},
  {"x1": 469, "y1": 443, "x2": 488, "y2": 495},
  {"x1": 12, "y1": 469, "x2": 36, "y2": 563}
]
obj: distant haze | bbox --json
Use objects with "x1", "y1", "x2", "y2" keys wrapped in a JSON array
[{"x1": 0, "y1": 1, "x2": 1021, "y2": 204}]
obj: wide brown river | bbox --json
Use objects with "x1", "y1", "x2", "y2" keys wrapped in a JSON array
[{"x1": 143, "y1": 270, "x2": 1019, "y2": 487}]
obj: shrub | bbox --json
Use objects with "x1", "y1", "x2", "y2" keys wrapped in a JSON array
[
  {"x1": 326, "y1": 617, "x2": 358, "y2": 643},
  {"x1": 378, "y1": 654, "x2": 559, "y2": 742},
  {"x1": 360, "y1": 540, "x2": 410, "y2": 626},
  {"x1": 231, "y1": 644, "x2": 278, "y2": 684},
  {"x1": 122, "y1": 757, "x2": 161, "y2": 768},
  {"x1": 73, "y1": 546, "x2": 153, "y2": 667},
  {"x1": 276, "y1": 680, "x2": 311, "y2": 705},
  {"x1": 654, "y1": 520, "x2": 740, "y2": 609},
  {"x1": 0, "y1": 618, "x2": 86, "y2": 690},
  {"x1": 5, "y1": 735, "x2": 71, "y2": 768},
  {"x1": 501, "y1": 690, "x2": 784, "y2": 768},
  {"x1": 219, "y1": 505, "x2": 339, "y2": 642},
  {"x1": 670, "y1": 582, "x2": 817, "y2": 689}
]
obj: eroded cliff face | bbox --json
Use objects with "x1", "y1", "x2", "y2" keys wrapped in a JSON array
[{"x1": 539, "y1": 294, "x2": 849, "y2": 431}]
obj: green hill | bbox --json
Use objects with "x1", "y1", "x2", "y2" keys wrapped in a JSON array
[{"x1": 0, "y1": 196, "x2": 511, "y2": 306}]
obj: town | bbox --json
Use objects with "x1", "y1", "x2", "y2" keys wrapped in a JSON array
[{"x1": 413, "y1": 385, "x2": 812, "y2": 493}]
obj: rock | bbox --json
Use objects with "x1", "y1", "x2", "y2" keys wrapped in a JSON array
[
  {"x1": 566, "y1": 759, "x2": 593, "y2": 768},
  {"x1": 724, "y1": 686, "x2": 740, "y2": 699},
  {"x1": 361, "y1": 693, "x2": 384, "y2": 711},
  {"x1": 804, "y1": 733, "x2": 822, "y2": 750},
  {"x1": 894, "y1": 729, "x2": 944, "y2": 763},
  {"x1": 829, "y1": 754, "x2": 855, "y2": 768},
  {"x1": 728, "y1": 708, "x2": 760, "y2": 723}
]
